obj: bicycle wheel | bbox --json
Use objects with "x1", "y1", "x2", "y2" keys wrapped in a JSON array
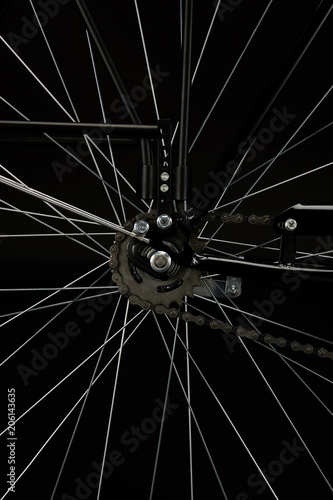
[{"x1": 1, "y1": 1, "x2": 333, "y2": 499}]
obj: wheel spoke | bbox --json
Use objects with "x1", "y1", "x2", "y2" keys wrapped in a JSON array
[
  {"x1": 155, "y1": 314, "x2": 229, "y2": 499},
  {"x1": 204, "y1": 280, "x2": 331, "y2": 495},
  {"x1": 0, "y1": 263, "x2": 110, "y2": 365},
  {"x1": 87, "y1": 30, "x2": 126, "y2": 223},
  {"x1": 97, "y1": 301, "x2": 129, "y2": 500},
  {"x1": 189, "y1": 0, "x2": 274, "y2": 153},
  {"x1": 0, "y1": 309, "x2": 147, "y2": 438},
  {"x1": 134, "y1": 0, "x2": 160, "y2": 120},
  {"x1": 0, "y1": 36, "x2": 75, "y2": 121},
  {"x1": 218, "y1": 84, "x2": 333, "y2": 212}
]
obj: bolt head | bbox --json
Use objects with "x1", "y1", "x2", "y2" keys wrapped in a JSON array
[
  {"x1": 157, "y1": 214, "x2": 172, "y2": 230},
  {"x1": 160, "y1": 184, "x2": 169, "y2": 193},
  {"x1": 150, "y1": 251, "x2": 172, "y2": 272},
  {"x1": 134, "y1": 219, "x2": 149, "y2": 235},
  {"x1": 160, "y1": 172, "x2": 169, "y2": 182},
  {"x1": 227, "y1": 284, "x2": 239, "y2": 296},
  {"x1": 284, "y1": 218, "x2": 297, "y2": 231}
]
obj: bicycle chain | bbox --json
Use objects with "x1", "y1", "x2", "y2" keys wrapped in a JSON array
[{"x1": 110, "y1": 211, "x2": 333, "y2": 361}]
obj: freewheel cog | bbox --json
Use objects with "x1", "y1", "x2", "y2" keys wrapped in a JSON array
[{"x1": 110, "y1": 212, "x2": 203, "y2": 311}]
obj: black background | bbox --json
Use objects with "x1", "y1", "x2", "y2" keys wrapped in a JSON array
[{"x1": 1, "y1": 1, "x2": 333, "y2": 499}]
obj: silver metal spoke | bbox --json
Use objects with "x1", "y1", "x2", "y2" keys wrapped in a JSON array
[
  {"x1": 238, "y1": 337, "x2": 333, "y2": 492},
  {"x1": 50, "y1": 295, "x2": 122, "y2": 500},
  {"x1": 220, "y1": 84, "x2": 333, "y2": 213},
  {"x1": 28, "y1": 0, "x2": 80, "y2": 121},
  {"x1": 205, "y1": 283, "x2": 332, "y2": 493},
  {"x1": 0, "y1": 309, "x2": 147, "y2": 438},
  {"x1": 191, "y1": 0, "x2": 222, "y2": 84},
  {"x1": 149, "y1": 315, "x2": 179, "y2": 500},
  {"x1": 155, "y1": 314, "x2": 229, "y2": 500},
  {"x1": 184, "y1": 298, "x2": 194, "y2": 500},
  {"x1": 218, "y1": 289, "x2": 333, "y2": 416},
  {"x1": 0, "y1": 174, "x2": 149, "y2": 242},
  {"x1": 296, "y1": 248, "x2": 333, "y2": 261},
  {"x1": 1, "y1": 306, "x2": 149, "y2": 500},
  {"x1": 86, "y1": 30, "x2": 125, "y2": 223},
  {"x1": 229, "y1": 120, "x2": 333, "y2": 189},
  {"x1": 235, "y1": 237, "x2": 280, "y2": 257},
  {"x1": 0, "y1": 95, "x2": 141, "y2": 216},
  {"x1": 0, "y1": 205, "x2": 105, "y2": 225},
  {"x1": 195, "y1": 291, "x2": 333, "y2": 347},
  {"x1": 0, "y1": 259, "x2": 109, "y2": 332},
  {"x1": 0, "y1": 263, "x2": 110, "y2": 365},
  {"x1": 0, "y1": 163, "x2": 112, "y2": 254},
  {"x1": 217, "y1": 159, "x2": 332, "y2": 214},
  {"x1": 97, "y1": 301, "x2": 128, "y2": 500},
  {"x1": 134, "y1": 0, "x2": 160, "y2": 120},
  {"x1": 0, "y1": 290, "x2": 118, "y2": 320},
  {"x1": 0, "y1": 36, "x2": 75, "y2": 122},
  {"x1": 0, "y1": 198, "x2": 110, "y2": 259},
  {"x1": 47, "y1": 133, "x2": 146, "y2": 213},
  {"x1": 189, "y1": 0, "x2": 274, "y2": 152},
  {"x1": 84, "y1": 134, "x2": 122, "y2": 225},
  {"x1": 0, "y1": 232, "x2": 114, "y2": 238},
  {"x1": 0, "y1": 286, "x2": 115, "y2": 292},
  {"x1": 186, "y1": 295, "x2": 333, "y2": 385}
]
